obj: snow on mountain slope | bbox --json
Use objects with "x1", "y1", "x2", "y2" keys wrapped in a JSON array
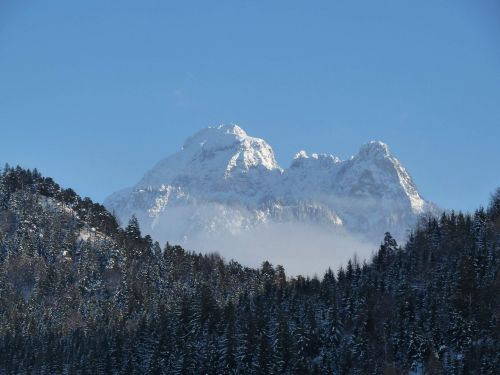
[
  {"x1": 136, "y1": 125, "x2": 281, "y2": 198},
  {"x1": 105, "y1": 125, "x2": 436, "y2": 270}
]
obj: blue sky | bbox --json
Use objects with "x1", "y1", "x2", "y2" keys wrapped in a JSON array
[{"x1": 0, "y1": 0, "x2": 499, "y2": 212}]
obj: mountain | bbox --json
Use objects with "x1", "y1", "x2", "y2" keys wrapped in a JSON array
[{"x1": 105, "y1": 125, "x2": 437, "y2": 267}]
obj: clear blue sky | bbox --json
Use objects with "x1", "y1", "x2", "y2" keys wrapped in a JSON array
[{"x1": 0, "y1": 0, "x2": 499, "y2": 212}]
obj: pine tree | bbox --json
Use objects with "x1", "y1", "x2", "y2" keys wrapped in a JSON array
[{"x1": 126, "y1": 215, "x2": 141, "y2": 242}]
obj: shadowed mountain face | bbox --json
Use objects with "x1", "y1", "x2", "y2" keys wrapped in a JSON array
[{"x1": 106, "y1": 125, "x2": 437, "y2": 271}]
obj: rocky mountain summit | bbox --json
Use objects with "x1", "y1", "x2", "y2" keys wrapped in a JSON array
[{"x1": 105, "y1": 125, "x2": 436, "y2": 252}]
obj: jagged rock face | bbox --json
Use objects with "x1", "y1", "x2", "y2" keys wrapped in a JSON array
[
  {"x1": 138, "y1": 125, "x2": 281, "y2": 192},
  {"x1": 105, "y1": 125, "x2": 436, "y2": 249}
]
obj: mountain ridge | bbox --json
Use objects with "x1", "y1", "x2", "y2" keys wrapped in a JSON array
[{"x1": 105, "y1": 125, "x2": 437, "y2": 258}]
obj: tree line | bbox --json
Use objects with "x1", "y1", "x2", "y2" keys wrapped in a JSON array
[{"x1": 0, "y1": 165, "x2": 498, "y2": 374}]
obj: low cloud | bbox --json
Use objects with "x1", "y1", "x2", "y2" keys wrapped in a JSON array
[{"x1": 148, "y1": 216, "x2": 376, "y2": 277}]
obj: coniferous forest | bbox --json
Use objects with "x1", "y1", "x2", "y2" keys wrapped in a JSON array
[{"x1": 0, "y1": 165, "x2": 498, "y2": 374}]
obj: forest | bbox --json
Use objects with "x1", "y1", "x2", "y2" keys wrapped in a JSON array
[{"x1": 0, "y1": 165, "x2": 498, "y2": 374}]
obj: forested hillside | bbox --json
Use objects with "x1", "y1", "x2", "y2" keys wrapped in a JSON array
[{"x1": 0, "y1": 165, "x2": 498, "y2": 374}]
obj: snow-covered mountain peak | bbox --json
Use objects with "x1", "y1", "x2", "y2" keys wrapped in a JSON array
[
  {"x1": 182, "y1": 124, "x2": 247, "y2": 150},
  {"x1": 357, "y1": 140, "x2": 391, "y2": 159},
  {"x1": 332, "y1": 140, "x2": 428, "y2": 215},
  {"x1": 311, "y1": 153, "x2": 341, "y2": 163},
  {"x1": 290, "y1": 150, "x2": 341, "y2": 170},
  {"x1": 132, "y1": 125, "x2": 281, "y2": 192},
  {"x1": 180, "y1": 124, "x2": 280, "y2": 172},
  {"x1": 222, "y1": 124, "x2": 248, "y2": 137},
  {"x1": 181, "y1": 126, "x2": 238, "y2": 154},
  {"x1": 294, "y1": 150, "x2": 309, "y2": 160},
  {"x1": 106, "y1": 127, "x2": 436, "y2": 248}
]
